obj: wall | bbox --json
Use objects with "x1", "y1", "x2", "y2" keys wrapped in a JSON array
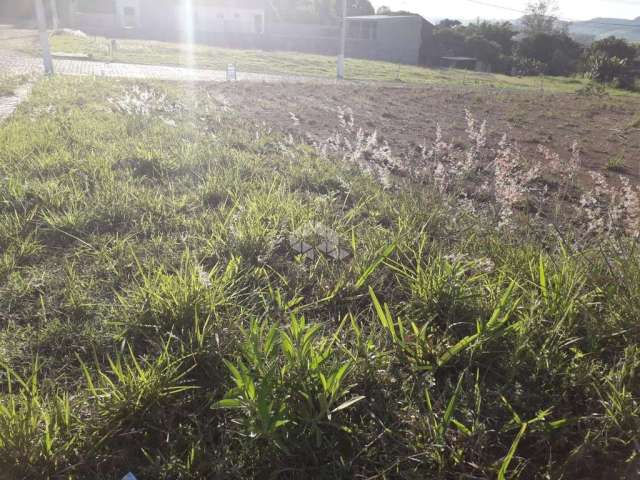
[
  {"x1": 347, "y1": 16, "x2": 423, "y2": 65},
  {"x1": 0, "y1": 1, "x2": 34, "y2": 20},
  {"x1": 139, "y1": 2, "x2": 264, "y2": 36},
  {"x1": 263, "y1": 22, "x2": 339, "y2": 55},
  {"x1": 116, "y1": 0, "x2": 141, "y2": 28},
  {"x1": 192, "y1": 6, "x2": 264, "y2": 34},
  {"x1": 418, "y1": 19, "x2": 436, "y2": 65},
  {"x1": 64, "y1": 5, "x2": 435, "y2": 67},
  {"x1": 69, "y1": 0, "x2": 265, "y2": 42},
  {"x1": 72, "y1": 12, "x2": 118, "y2": 31}
]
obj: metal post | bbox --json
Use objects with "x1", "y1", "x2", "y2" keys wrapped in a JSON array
[
  {"x1": 337, "y1": 0, "x2": 347, "y2": 80},
  {"x1": 49, "y1": 0, "x2": 59, "y2": 30},
  {"x1": 35, "y1": 0, "x2": 54, "y2": 75}
]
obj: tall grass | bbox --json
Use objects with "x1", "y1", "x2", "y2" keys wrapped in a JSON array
[{"x1": 0, "y1": 76, "x2": 637, "y2": 478}]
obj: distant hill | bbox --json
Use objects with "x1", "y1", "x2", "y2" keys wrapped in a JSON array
[{"x1": 569, "y1": 17, "x2": 640, "y2": 43}]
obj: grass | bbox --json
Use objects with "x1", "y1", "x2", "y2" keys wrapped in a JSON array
[
  {"x1": 606, "y1": 154, "x2": 627, "y2": 172},
  {"x1": 0, "y1": 76, "x2": 638, "y2": 479},
  {"x1": 0, "y1": 74, "x2": 29, "y2": 97},
  {"x1": 628, "y1": 114, "x2": 640, "y2": 129},
  {"x1": 13, "y1": 32, "x2": 635, "y2": 96}
]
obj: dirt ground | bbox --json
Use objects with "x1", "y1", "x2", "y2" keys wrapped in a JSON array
[{"x1": 207, "y1": 82, "x2": 640, "y2": 183}]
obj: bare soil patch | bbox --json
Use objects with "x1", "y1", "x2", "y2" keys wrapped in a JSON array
[{"x1": 208, "y1": 82, "x2": 640, "y2": 182}]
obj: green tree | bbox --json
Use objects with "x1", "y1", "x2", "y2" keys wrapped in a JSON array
[
  {"x1": 517, "y1": 32, "x2": 583, "y2": 75},
  {"x1": 521, "y1": 0, "x2": 563, "y2": 35},
  {"x1": 433, "y1": 20, "x2": 517, "y2": 73},
  {"x1": 438, "y1": 19, "x2": 462, "y2": 28},
  {"x1": 586, "y1": 36, "x2": 638, "y2": 89},
  {"x1": 590, "y1": 36, "x2": 637, "y2": 64},
  {"x1": 345, "y1": 0, "x2": 375, "y2": 16},
  {"x1": 465, "y1": 34, "x2": 502, "y2": 67},
  {"x1": 466, "y1": 21, "x2": 517, "y2": 54},
  {"x1": 433, "y1": 27, "x2": 468, "y2": 57}
]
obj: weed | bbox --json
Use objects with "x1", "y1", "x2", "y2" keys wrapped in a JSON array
[
  {"x1": 0, "y1": 76, "x2": 637, "y2": 479},
  {"x1": 606, "y1": 154, "x2": 626, "y2": 172}
]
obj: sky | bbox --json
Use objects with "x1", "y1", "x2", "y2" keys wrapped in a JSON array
[{"x1": 369, "y1": 0, "x2": 640, "y2": 22}]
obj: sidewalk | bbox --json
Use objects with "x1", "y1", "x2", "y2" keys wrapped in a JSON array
[
  {"x1": 0, "y1": 83, "x2": 31, "y2": 122},
  {"x1": 0, "y1": 49, "x2": 326, "y2": 83}
]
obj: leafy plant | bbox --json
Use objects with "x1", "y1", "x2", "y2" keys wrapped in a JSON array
[
  {"x1": 0, "y1": 359, "x2": 81, "y2": 478},
  {"x1": 215, "y1": 315, "x2": 364, "y2": 451}
]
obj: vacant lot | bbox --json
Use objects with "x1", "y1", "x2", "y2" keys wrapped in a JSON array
[
  {"x1": 208, "y1": 81, "x2": 640, "y2": 180},
  {"x1": 0, "y1": 76, "x2": 638, "y2": 479}
]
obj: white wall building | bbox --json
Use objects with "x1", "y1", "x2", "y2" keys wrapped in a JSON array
[{"x1": 70, "y1": 0, "x2": 265, "y2": 36}]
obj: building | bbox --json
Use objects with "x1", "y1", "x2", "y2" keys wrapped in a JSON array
[
  {"x1": 0, "y1": 0, "x2": 68, "y2": 26},
  {"x1": 3, "y1": 0, "x2": 436, "y2": 67},
  {"x1": 68, "y1": 0, "x2": 265, "y2": 42},
  {"x1": 345, "y1": 15, "x2": 435, "y2": 65}
]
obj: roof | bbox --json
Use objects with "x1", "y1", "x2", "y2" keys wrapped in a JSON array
[
  {"x1": 346, "y1": 14, "x2": 433, "y2": 27},
  {"x1": 191, "y1": 0, "x2": 265, "y2": 7},
  {"x1": 441, "y1": 57, "x2": 478, "y2": 61},
  {"x1": 150, "y1": 0, "x2": 265, "y2": 7},
  {"x1": 346, "y1": 15, "x2": 418, "y2": 20}
]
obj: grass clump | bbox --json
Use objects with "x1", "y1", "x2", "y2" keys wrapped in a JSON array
[
  {"x1": 0, "y1": 76, "x2": 638, "y2": 479},
  {"x1": 0, "y1": 74, "x2": 29, "y2": 97},
  {"x1": 627, "y1": 114, "x2": 640, "y2": 129},
  {"x1": 606, "y1": 154, "x2": 626, "y2": 172}
]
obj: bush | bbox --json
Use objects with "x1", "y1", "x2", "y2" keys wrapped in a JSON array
[
  {"x1": 516, "y1": 32, "x2": 583, "y2": 76},
  {"x1": 586, "y1": 37, "x2": 638, "y2": 90}
]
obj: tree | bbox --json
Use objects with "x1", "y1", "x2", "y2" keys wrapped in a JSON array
[
  {"x1": 465, "y1": 34, "x2": 502, "y2": 67},
  {"x1": 466, "y1": 21, "x2": 517, "y2": 54},
  {"x1": 433, "y1": 20, "x2": 517, "y2": 73},
  {"x1": 433, "y1": 27, "x2": 468, "y2": 57},
  {"x1": 438, "y1": 19, "x2": 462, "y2": 28},
  {"x1": 590, "y1": 36, "x2": 637, "y2": 64},
  {"x1": 521, "y1": 0, "x2": 562, "y2": 35},
  {"x1": 346, "y1": 0, "x2": 374, "y2": 16},
  {"x1": 517, "y1": 32, "x2": 583, "y2": 75},
  {"x1": 375, "y1": 5, "x2": 416, "y2": 16},
  {"x1": 586, "y1": 36, "x2": 638, "y2": 89}
]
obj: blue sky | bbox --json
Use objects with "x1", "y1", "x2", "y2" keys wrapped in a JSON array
[{"x1": 369, "y1": 0, "x2": 640, "y2": 22}]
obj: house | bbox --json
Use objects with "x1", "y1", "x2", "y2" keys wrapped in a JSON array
[
  {"x1": 68, "y1": 0, "x2": 265, "y2": 41},
  {"x1": 37, "y1": 1, "x2": 436, "y2": 68},
  {"x1": 345, "y1": 15, "x2": 435, "y2": 66},
  {"x1": 0, "y1": 0, "x2": 69, "y2": 26}
]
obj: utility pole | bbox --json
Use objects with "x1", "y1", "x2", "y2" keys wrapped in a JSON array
[
  {"x1": 35, "y1": 0, "x2": 54, "y2": 75},
  {"x1": 50, "y1": 0, "x2": 59, "y2": 30},
  {"x1": 337, "y1": 0, "x2": 347, "y2": 80}
]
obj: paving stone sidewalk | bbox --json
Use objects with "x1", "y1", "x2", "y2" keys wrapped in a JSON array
[
  {"x1": 0, "y1": 48, "x2": 332, "y2": 122},
  {"x1": 0, "y1": 49, "x2": 326, "y2": 83}
]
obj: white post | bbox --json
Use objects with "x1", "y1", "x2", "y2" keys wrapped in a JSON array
[
  {"x1": 35, "y1": 0, "x2": 54, "y2": 75},
  {"x1": 49, "y1": 0, "x2": 59, "y2": 30},
  {"x1": 337, "y1": 0, "x2": 347, "y2": 80}
]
